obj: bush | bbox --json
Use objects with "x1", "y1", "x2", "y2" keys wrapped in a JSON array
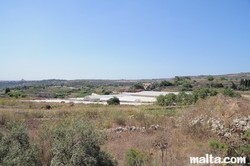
[
  {"x1": 0, "y1": 123, "x2": 42, "y2": 166},
  {"x1": 207, "y1": 75, "x2": 214, "y2": 81},
  {"x1": 156, "y1": 93, "x2": 177, "y2": 106},
  {"x1": 211, "y1": 83, "x2": 224, "y2": 88},
  {"x1": 48, "y1": 118, "x2": 117, "y2": 166},
  {"x1": 102, "y1": 90, "x2": 112, "y2": 95},
  {"x1": 156, "y1": 95, "x2": 166, "y2": 106},
  {"x1": 176, "y1": 92, "x2": 194, "y2": 105},
  {"x1": 179, "y1": 82, "x2": 193, "y2": 91},
  {"x1": 5, "y1": 88, "x2": 10, "y2": 94},
  {"x1": 107, "y1": 97, "x2": 120, "y2": 105},
  {"x1": 159, "y1": 80, "x2": 173, "y2": 87},
  {"x1": 7, "y1": 91, "x2": 27, "y2": 98},
  {"x1": 209, "y1": 141, "x2": 227, "y2": 150},
  {"x1": 156, "y1": 88, "x2": 219, "y2": 106},
  {"x1": 192, "y1": 88, "x2": 210, "y2": 101},
  {"x1": 114, "y1": 116, "x2": 126, "y2": 126},
  {"x1": 126, "y1": 148, "x2": 147, "y2": 166},
  {"x1": 221, "y1": 89, "x2": 241, "y2": 98}
]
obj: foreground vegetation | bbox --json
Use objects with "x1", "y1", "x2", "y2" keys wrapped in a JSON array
[
  {"x1": 0, "y1": 91, "x2": 250, "y2": 165},
  {"x1": 1, "y1": 73, "x2": 250, "y2": 165}
]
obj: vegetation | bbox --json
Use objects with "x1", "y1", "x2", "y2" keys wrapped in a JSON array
[
  {"x1": 107, "y1": 97, "x2": 120, "y2": 105},
  {"x1": 156, "y1": 88, "x2": 220, "y2": 106},
  {"x1": 207, "y1": 75, "x2": 214, "y2": 81},
  {"x1": 130, "y1": 83, "x2": 144, "y2": 91},
  {"x1": 5, "y1": 88, "x2": 10, "y2": 94},
  {"x1": 220, "y1": 88, "x2": 241, "y2": 98},
  {"x1": 0, "y1": 73, "x2": 250, "y2": 165},
  {"x1": 126, "y1": 148, "x2": 147, "y2": 166},
  {"x1": 7, "y1": 90, "x2": 27, "y2": 98},
  {"x1": 0, "y1": 123, "x2": 42, "y2": 166},
  {"x1": 43, "y1": 118, "x2": 117, "y2": 166},
  {"x1": 159, "y1": 80, "x2": 173, "y2": 87},
  {"x1": 179, "y1": 81, "x2": 193, "y2": 91}
]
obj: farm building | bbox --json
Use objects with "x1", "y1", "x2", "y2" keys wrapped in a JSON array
[{"x1": 37, "y1": 92, "x2": 56, "y2": 98}]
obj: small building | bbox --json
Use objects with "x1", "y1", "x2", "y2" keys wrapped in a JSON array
[
  {"x1": 37, "y1": 92, "x2": 56, "y2": 98},
  {"x1": 143, "y1": 83, "x2": 153, "y2": 90}
]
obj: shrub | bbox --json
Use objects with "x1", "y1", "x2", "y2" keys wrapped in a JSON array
[
  {"x1": 5, "y1": 88, "x2": 10, "y2": 94},
  {"x1": 102, "y1": 89, "x2": 112, "y2": 95},
  {"x1": 7, "y1": 91, "x2": 27, "y2": 98},
  {"x1": 209, "y1": 141, "x2": 227, "y2": 150},
  {"x1": 126, "y1": 148, "x2": 147, "y2": 166},
  {"x1": 176, "y1": 92, "x2": 194, "y2": 105},
  {"x1": 210, "y1": 89, "x2": 218, "y2": 96},
  {"x1": 211, "y1": 83, "x2": 224, "y2": 88},
  {"x1": 0, "y1": 123, "x2": 42, "y2": 166},
  {"x1": 133, "y1": 83, "x2": 144, "y2": 90},
  {"x1": 114, "y1": 116, "x2": 126, "y2": 126},
  {"x1": 48, "y1": 118, "x2": 117, "y2": 166},
  {"x1": 156, "y1": 95, "x2": 166, "y2": 106},
  {"x1": 179, "y1": 82, "x2": 193, "y2": 91},
  {"x1": 207, "y1": 75, "x2": 214, "y2": 81},
  {"x1": 159, "y1": 80, "x2": 173, "y2": 87},
  {"x1": 165, "y1": 93, "x2": 177, "y2": 106},
  {"x1": 107, "y1": 97, "x2": 120, "y2": 105},
  {"x1": 221, "y1": 89, "x2": 241, "y2": 98}
]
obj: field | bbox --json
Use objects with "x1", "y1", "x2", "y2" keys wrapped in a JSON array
[
  {"x1": 1, "y1": 74, "x2": 250, "y2": 165},
  {"x1": 0, "y1": 93, "x2": 250, "y2": 165}
]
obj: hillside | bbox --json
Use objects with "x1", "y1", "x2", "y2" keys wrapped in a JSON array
[{"x1": 1, "y1": 72, "x2": 250, "y2": 90}]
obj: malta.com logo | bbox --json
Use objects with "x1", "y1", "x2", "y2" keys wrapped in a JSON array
[{"x1": 190, "y1": 154, "x2": 246, "y2": 164}]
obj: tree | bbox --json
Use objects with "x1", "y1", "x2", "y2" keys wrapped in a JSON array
[
  {"x1": 132, "y1": 83, "x2": 144, "y2": 90},
  {"x1": 231, "y1": 81, "x2": 237, "y2": 90},
  {"x1": 156, "y1": 93, "x2": 177, "y2": 106},
  {"x1": 165, "y1": 93, "x2": 177, "y2": 106},
  {"x1": 159, "y1": 80, "x2": 173, "y2": 87},
  {"x1": 156, "y1": 95, "x2": 166, "y2": 106},
  {"x1": 107, "y1": 97, "x2": 120, "y2": 105},
  {"x1": 180, "y1": 82, "x2": 193, "y2": 91},
  {"x1": 5, "y1": 88, "x2": 10, "y2": 94},
  {"x1": 207, "y1": 75, "x2": 214, "y2": 82}
]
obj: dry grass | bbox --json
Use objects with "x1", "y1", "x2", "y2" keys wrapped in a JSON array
[{"x1": 0, "y1": 95, "x2": 250, "y2": 165}]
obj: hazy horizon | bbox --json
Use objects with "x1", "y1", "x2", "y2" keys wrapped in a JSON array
[
  {"x1": 1, "y1": 1, "x2": 250, "y2": 80},
  {"x1": 1, "y1": 71, "x2": 250, "y2": 82}
]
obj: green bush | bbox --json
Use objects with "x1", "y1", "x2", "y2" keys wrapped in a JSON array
[
  {"x1": 179, "y1": 82, "x2": 193, "y2": 91},
  {"x1": 0, "y1": 123, "x2": 42, "y2": 166},
  {"x1": 131, "y1": 83, "x2": 144, "y2": 90},
  {"x1": 207, "y1": 75, "x2": 214, "y2": 81},
  {"x1": 176, "y1": 92, "x2": 193, "y2": 106},
  {"x1": 5, "y1": 88, "x2": 10, "y2": 94},
  {"x1": 7, "y1": 91, "x2": 27, "y2": 98},
  {"x1": 209, "y1": 141, "x2": 227, "y2": 150},
  {"x1": 102, "y1": 89, "x2": 112, "y2": 95},
  {"x1": 156, "y1": 88, "x2": 219, "y2": 106},
  {"x1": 156, "y1": 95, "x2": 166, "y2": 106},
  {"x1": 221, "y1": 89, "x2": 241, "y2": 98},
  {"x1": 211, "y1": 83, "x2": 224, "y2": 88},
  {"x1": 49, "y1": 118, "x2": 117, "y2": 166},
  {"x1": 107, "y1": 97, "x2": 120, "y2": 105},
  {"x1": 126, "y1": 148, "x2": 147, "y2": 166},
  {"x1": 159, "y1": 80, "x2": 173, "y2": 87}
]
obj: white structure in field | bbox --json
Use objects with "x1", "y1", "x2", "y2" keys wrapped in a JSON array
[
  {"x1": 29, "y1": 91, "x2": 191, "y2": 106},
  {"x1": 82, "y1": 91, "x2": 186, "y2": 103}
]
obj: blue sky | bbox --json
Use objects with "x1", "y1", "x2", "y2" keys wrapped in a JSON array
[{"x1": 1, "y1": 0, "x2": 250, "y2": 80}]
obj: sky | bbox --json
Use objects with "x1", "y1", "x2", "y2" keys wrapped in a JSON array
[{"x1": 1, "y1": 0, "x2": 250, "y2": 80}]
